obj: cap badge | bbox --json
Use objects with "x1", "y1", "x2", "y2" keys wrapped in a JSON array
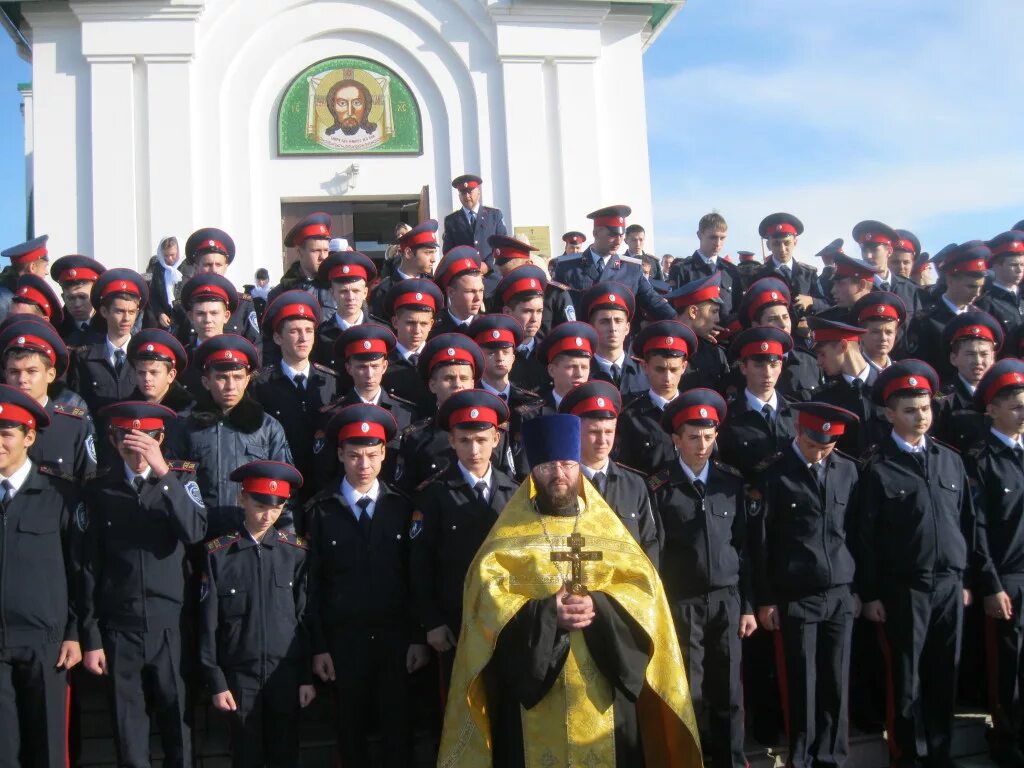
[
  {"x1": 414, "y1": 292, "x2": 423, "y2": 300},
  {"x1": 760, "y1": 341, "x2": 769, "y2": 352},
  {"x1": 529, "y1": 279, "x2": 537, "y2": 288},
  {"x1": 447, "y1": 347, "x2": 455, "y2": 356},
  {"x1": 470, "y1": 408, "x2": 479, "y2": 418},
  {"x1": 491, "y1": 330, "x2": 500, "y2": 339},
  {"x1": 132, "y1": 419, "x2": 141, "y2": 429},
  {"x1": 699, "y1": 408, "x2": 708, "y2": 418},
  {"x1": 597, "y1": 397, "x2": 605, "y2": 407},
  {"x1": 68, "y1": 269, "x2": 77, "y2": 278},
  {"x1": 1016, "y1": 373, "x2": 1024, "y2": 383},
  {"x1": 875, "y1": 305, "x2": 885, "y2": 314},
  {"x1": 360, "y1": 422, "x2": 370, "y2": 433},
  {"x1": 575, "y1": 337, "x2": 583, "y2": 346},
  {"x1": 608, "y1": 293, "x2": 616, "y2": 302},
  {"x1": 146, "y1": 344, "x2": 154, "y2": 351},
  {"x1": 207, "y1": 240, "x2": 216, "y2": 249},
  {"x1": 822, "y1": 422, "x2": 832, "y2": 432},
  {"x1": 342, "y1": 265, "x2": 350, "y2": 274},
  {"x1": 770, "y1": 291, "x2": 778, "y2": 300},
  {"x1": 971, "y1": 326, "x2": 981, "y2": 335},
  {"x1": 119, "y1": 281, "x2": 128, "y2": 290},
  {"x1": 665, "y1": 337, "x2": 674, "y2": 345},
  {"x1": 269, "y1": 480, "x2": 278, "y2": 492},
  {"x1": 16, "y1": 337, "x2": 24, "y2": 345},
  {"x1": 363, "y1": 340, "x2": 372, "y2": 350},
  {"x1": 225, "y1": 351, "x2": 234, "y2": 360},
  {"x1": 908, "y1": 376, "x2": 918, "y2": 386}
]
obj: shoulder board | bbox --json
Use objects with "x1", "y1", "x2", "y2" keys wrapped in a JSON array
[
  {"x1": 36, "y1": 464, "x2": 74, "y2": 482},
  {"x1": 415, "y1": 468, "x2": 446, "y2": 493},
  {"x1": 547, "y1": 280, "x2": 570, "y2": 290},
  {"x1": 614, "y1": 461, "x2": 643, "y2": 476},
  {"x1": 557, "y1": 253, "x2": 583, "y2": 263},
  {"x1": 966, "y1": 441, "x2": 986, "y2": 461},
  {"x1": 167, "y1": 460, "x2": 199, "y2": 472},
  {"x1": 67, "y1": 344, "x2": 88, "y2": 354},
  {"x1": 832, "y1": 449, "x2": 856, "y2": 464},
  {"x1": 206, "y1": 534, "x2": 241, "y2": 554},
  {"x1": 621, "y1": 392, "x2": 648, "y2": 410},
  {"x1": 516, "y1": 400, "x2": 545, "y2": 417},
  {"x1": 405, "y1": 417, "x2": 432, "y2": 436},
  {"x1": 646, "y1": 468, "x2": 670, "y2": 493},
  {"x1": 277, "y1": 530, "x2": 308, "y2": 550},
  {"x1": 367, "y1": 313, "x2": 391, "y2": 325},
  {"x1": 713, "y1": 460, "x2": 743, "y2": 478},
  {"x1": 386, "y1": 391, "x2": 416, "y2": 408},
  {"x1": 929, "y1": 435, "x2": 961, "y2": 455},
  {"x1": 752, "y1": 451, "x2": 784, "y2": 473},
  {"x1": 240, "y1": 292, "x2": 253, "y2": 301},
  {"x1": 617, "y1": 254, "x2": 642, "y2": 265},
  {"x1": 311, "y1": 363, "x2": 337, "y2": 377},
  {"x1": 52, "y1": 402, "x2": 87, "y2": 419},
  {"x1": 252, "y1": 365, "x2": 275, "y2": 382},
  {"x1": 856, "y1": 443, "x2": 881, "y2": 469}
]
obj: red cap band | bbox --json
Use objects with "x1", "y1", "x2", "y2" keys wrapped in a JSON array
[
  {"x1": 570, "y1": 396, "x2": 618, "y2": 418},
  {"x1": 448, "y1": 406, "x2": 499, "y2": 427},
  {"x1": 0, "y1": 402, "x2": 36, "y2": 429},
  {"x1": 594, "y1": 215, "x2": 626, "y2": 229},
  {"x1": 401, "y1": 229, "x2": 438, "y2": 249},
  {"x1": 747, "y1": 288, "x2": 788, "y2": 319},
  {"x1": 272, "y1": 303, "x2": 317, "y2": 329},
  {"x1": 982, "y1": 370, "x2": 1024, "y2": 406},
  {"x1": 833, "y1": 262, "x2": 874, "y2": 280},
  {"x1": 134, "y1": 341, "x2": 176, "y2": 366},
  {"x1": 204, "y1": 348, "x2": 250, "y2": 368},
  {"x1": 950, "y1": 323, "x2": 996, "y2": 344},
  {"x1": 110, "y1": 416, "x2": 165, "y2": 431},
  {"x1": 15, "y1": 286, "x2": 52, "y2": 317},
  {"x1": 858, "y1": 303, "x2": 901, "y2": 323},
  {"x1": 766, "y1": 222, "x2": 798, "y2": 237},
  {"x1": 475, "y1": 327, "x2": 516, "y2": 346},
  {"x1": 102, "y1": 279, "x2": 141, "y2": 298},
  {"x1": 671, "y1": 404, "x2": 721, "y2": 431},
  {"x1": 337, "y1": 420, "x2": 387, "y2": 443},
  {"x1": 8, "y1": 334, "x2": 56, "y2": 366},
  {"x1": 57, "y1": 266, "x2": 99, "y2": 283},
  {"x1": 642, "y1": 334, "x2": 690, "y2": 357},
  {"x1": 295, "y1": 223, "x2": 330, "y2": 243},
  {"x1": 345, "y1": 337, "x2": 388, "y2": 358},
  {"x1": 564, "y1": 234, "x2": 585, "y2": 245},
  {"x1": 895, "y1": 239, "x2": 916, "y2": 253},
  {"x1": 547, "y1": 334, "x2": 593, "y2": 358},
  {"x1": 991, "y1": 241, "x2": 1024, "y2": 258},
  {"x1": 797, "y1": 411, "x2": 846, "y2": 436},
  {"x1": 241, "y1": 477, "x2": 291, "y2": 497},
  {"x1": 590, "y1": 291, "x2": 631, "y2": 317},
  {"x1": 428, "y1": 345, "x2": 477, "y2": 372},
  {"x1": 946, "y1": 258, "x2": 988, "y2": 275},
  {"x1": 200, "y1": 239, "x2": 229, "y2": 255},
  {"x1": 439, "y1": 257, "x2": 479, "y2": 289},
  {"x1": 859, "y1": 232, "x2": 893, "y2": 247},
  {"x1": 739, "y1": 339, "x2": 784, "y2": 359},
  {"x1": 670, "y1": 285, "x2": 720, "y2": 308},
  {"x1": 502, "y1": 277, "x2": 544, "y2": 304},
  {"x1": 393, "y1": 290, "x2": 437, "y2": 312},
  {"x1": 882, "y1": 374, "x2": 933, "y2": 402},
  {"x1": 9, "y1": 246, "x2": 47, "y2": 265},
  {"x1": 328, "y1": 263, "x2": 368, "y2": 281},
  {"x1": 812, "y1": 327, "x2": 862, "y2": 344},
  {"x1": 457, "y1": 179, "x2": 481, "y2": 190},
  {"x1": 492, "y1": 245, "x2": 531, "y2": 261},
  {"x1": 190, "y1": 284, "x2": 230, "y2": 304}
]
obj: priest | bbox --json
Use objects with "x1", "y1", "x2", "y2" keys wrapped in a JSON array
[{"x1": 438, "y1": 413, "x2": 702, "y2": 767}]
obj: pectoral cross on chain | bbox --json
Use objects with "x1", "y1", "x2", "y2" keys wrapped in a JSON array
[{"x1": 551, "y1": 532, "x2": 602, "y2": 599}]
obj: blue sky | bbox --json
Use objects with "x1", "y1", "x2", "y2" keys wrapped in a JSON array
[{"x1": 0, "y1": 1, "x2": 1021, "y2": 262}]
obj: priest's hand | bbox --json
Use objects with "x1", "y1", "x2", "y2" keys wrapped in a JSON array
[
  {"x1": 312, "y1": 652, "x2": 336, "y2": 682},
  {"x1": 427, "y1": 624, "x2": 457, "y2": 653},
  {"x1": 738, "y1": 613, "x2": 758, "y2": 638},
  {"x1": 862, "y1": 600, "x2": 886, "y2": 623},
  {"x1": 556, "y1": 586, "x2": 595, "y2": 631},
  {"x1": 407, "y1": 644, "x2": 430, "y2": 673},
  {"x1": 756, "y1": 605, "x2": 778, "y2": 632}
]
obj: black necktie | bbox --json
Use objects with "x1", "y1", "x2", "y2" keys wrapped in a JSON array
[
  {"x1": 780, "y1": 264, "x2": 792, "y2": 281},
  {"x1": 114, "y1": 349, "x2": 126, "y2": 375},
  {"x1": 761, "y1": 404, "x2": 776, "y2": 436},
  {"x1": 610, "y1": 363, "x2": 622, "y2": 386},
  {"x1": 408, "y1": 353, "x2": 419, "y2": 366},
  {"x1": 133, "y1": 475, "x2": 145, "y2": 495},
  {"x1": 80, "y1": 322, "x2": 90, "y2": 332},
  {"x1": 293, "y1": 373, "x2": 306, "y2": 390},
  {"x1": 880, "y1": 282, "x2": 890, "y2": 292},
  {"x1": 593, "y1": 471, "x2": 607, "y2": 495},
  {"x1": 467, "y1": 210, "x2": 476, "y2": 229},
  {"x1": 356, "y1": 497, "x2": 372, "y2": 538},
  {"x1": 911, "y1": 451, "x2": 928, "y2": 478},
  {"x1": 1014, "y1": 445, "x2": 1024, "y2": 463},
  {"x1": 498, "y1": 392, "x2": 508, "y2": 402},
  {"x1": 693, "y1": 479, "x2": 706, "y2": 498},
  {"x1": 474, "y1": 480, "x2": 488, "y2": 503},
  {"x1": 1, "y1": 479, "x2": 13, "y2": 509}
]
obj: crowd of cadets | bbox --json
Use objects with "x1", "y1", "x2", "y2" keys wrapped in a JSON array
[{"x1": 1, "y1": 170, "x2": 1024, "y2": 767}]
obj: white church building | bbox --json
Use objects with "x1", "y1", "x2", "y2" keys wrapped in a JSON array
[{"x1": 5, "y1": 0, "x2": 681, "y2": 281}]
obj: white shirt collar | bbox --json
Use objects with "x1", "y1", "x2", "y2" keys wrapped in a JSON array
[
  {"x1": 457, "y1": 461, "x2": 493, "y2": 492},
  {"x1": 941, "y1": 293, "x2": 969, "y2": 315},
  {"x1": 0, "y1": 459, "x2": 33, "y2": 496},
  {"x1": 341, "y1": 477, "x2": 380, "y2": 517},
  {"x1": 678, "y1": 458, "x2": 710, "y2": 484},
  {"x1": 891, "y1": 430, "x2": 927, "y2": 453},
  {"x1": 480, "y1": 379, "x2": 510, "y2": 399},
  {"x1": 593, "y1": 352, "x2": 626, "y2": 371},
  {"x1": 648, "y1": 389, "x2": 677, "y2": 410},
  {"x1": 842, "y1": 365, "x2": 871, "y2": 386},
  {"x1": 280, "y1": 359, "x2": 310, "y2": 381},
  {"x1": 396, "y1": 267, "x2": 415, "y2": 281},
  {"x1": 395, "y1": 341, "x2": 423, "y2": 362},
  {"x1": 771, "y1": 256, "x2": 793, "y2": 270},
  {"x1": 993, "y1": 282, "x2": 1019, "y2": 296},
  {"x1": 990, "y1": 427, "x2": 1024, "y2": 451},
  {"x1": 106, "y1": 336, "x2": 129, "y2": 361},
  {"x1": 696, "y1": 250, "x2": 717, "y2": 266},
  {"x1": 123, "y1": 463, "x2": 152, "y2": 486},
  {"x1": 551, "y1": 390, "x2": 565, "y2": 408},
  {"x1": 866, "y1": 356, "x2": 891, "y2": 373},
  {"x1": 580, "y1": 460, "x2": 611, "y2": 479},
  {"x1": 958, "y1": 375, "x2": 978, "y2": 396},
  {"x1": 334, "y1": 311, "x2": 364, "y2": 331},
  {"x1": 744, "y1": 387, "x2": 778, "y2": 414},
  {"x1": 463, "y1": 205, "x2": 480, "y2": 216},
  {"x1": 874, "y1": 270, "x2": 891, "y2": 285},
  {"x1": 357, "y1": 388, "x2": 382, "y2": 405},
  {"x1": 448, "y1": 309, "x2": 474, "y2": 326},
  {"x1": 517, "y1": 337, "x2": 536, "y2": 353}
]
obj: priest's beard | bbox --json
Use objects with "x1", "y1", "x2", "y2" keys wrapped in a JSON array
[{"x1": 534, "y1": 474, "x2": 580, "y2": 516}]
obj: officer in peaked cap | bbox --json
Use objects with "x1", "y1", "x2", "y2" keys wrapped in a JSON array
[
  {"x1": 0, "y1": 234, "x2": 49, "y2": 322},
  {"x1": 553, "y1": 204, "x2": 675, "y2": 326},
  {"x1": 268, "y1": 213, "x2": 336, "y2": 326},
  {"x1": 431, "y1": 246, "x2": 485, "y2": 337},
  {"x1": 175, "y1": 273, "x2": 240, "y2": 393},
  {"x1": 442, "y1": 173, "x2": 507, "y2": 294},
  {"x1": 851, "y1": 291, "x2": 907, "y2": 374},
  {"x1": 818, "y1": 252, "x2": 879, "y2": 323},
  {"x1": 751, "y1": 212, "x2": 828, "y2": 315},
  {"x1": 813, "y1": 238, "x2": 844, "y2": 302},
  {"x1": 180, "y1": 228, "x2": 261, "y2": 347},
  {"x1": 666, "y1": 273, "x2": 730, "y2": 392},
  {"x1": 312, "y1": 250, "x2": 377, "y2": 367},
  {"x1": 378, "y1": 278, "x2": 443, "y2": 414},
  {"x1": 975, "y1": 230, "x2": 1024, "y2": 336},
  {"x1": 487, "y1": 233, "x2": 575, "y2": 336},
  {"x1": 51, "y1": 255, "x2": 106, "y2": 345},
  {"x1": 126, "y1": 328, "x2": 194, "y2": 415},
  {"x1": 369, "y1": 220, "x2": 442, "y2": 319},
  {"x1": 9, "y1": 274, "x2": 62, "y2": 326},
  {"x1": 580, "y1": 282, "x2": 648, "y2": 394}
]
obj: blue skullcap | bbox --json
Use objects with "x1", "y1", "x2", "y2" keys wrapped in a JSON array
[{"x1": 522, "y1": 414, "x2": 581, "y2": 468}]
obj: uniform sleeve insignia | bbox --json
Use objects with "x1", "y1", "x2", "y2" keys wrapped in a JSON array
[
  {"x1": 614, "y1": 461, "x2": 641, "y2": 476},
  {"x1": 409, "y1": 509, "x2": 424, "y2": 539},
  {"x1": 548, "y1": 280, "x2": 570, "y2": 290},
  {"x1": 313, "y1": 430, "x2": 327, "y2": 455},
  {"x1": 311, "y1": 363, "x2": 337, "y2": 377},
  {"x1": 85, "y1": 434, "x2": 97, "y2": 464},
  {"x1": 37, "y1": 464, "x2": 74, "y2": 481},
  {"x1": 199, "y1": 572, "x2": 209, "y2": 602},
  {"x1": 248, "y1": 311, "x2": 259, "y2": 331},
  {"x1": 206, "y1": 533, "x2": 239, "y2": 553},
  {"x1": 752, "y1": 451, "x2": 783, "y2": 473},
  {"x1": 277, "y1": 530, "x2": 309, "y2": 549},
  {"x1": 167, "y1": 460, "x2": 199, "y2": 472},
  {"x1": 53, "y1": 403, "x2": 86, "y2": 419},
  {"x1": 74, "y1": 501, "x2": 89, "y2": 532},
  {"x1": 564, "y1": 304, "x2": 577, "y2": 321},
  {"x1": 745, "y1": 486, "x2": 763, "y2": 516},
  {"x1": 185, "y1": 480, "x2": 206, "y2": 508},
  {"x1": 713, "y1": 460, "x2": 743, "y2": 478},
  {"x1": 516, "y1": 401, "x2": 544, "y2": 418},
  {"x1": 646, "y1": 469, "x2": 670, "y2": 493}
]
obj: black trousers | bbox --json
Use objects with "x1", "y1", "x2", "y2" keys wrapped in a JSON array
[
  {"x1": 0, "y1": 638, "x2": 67, "y2": 768},
  {"x1": 326, "y1": 628, "x2": 411, "y2": 768},
  {"x1": 103, "y1": 627, "x2": 191, "y2": 767},
  {"x1": 880, "y1": 575, "x2": 963, "y2": 765},
  {"x1": 985, "y1": 578, "x2": 1024, "y2": 750},
  {"x1": 224, "y1": 663, "x2": 301, "y2": 767},
  {"x1": 777, "y1": 586, "x2": 855, "y2": 768},
  {"x1": 674, "y1": 587, "x2": 747, "y2": 768}
]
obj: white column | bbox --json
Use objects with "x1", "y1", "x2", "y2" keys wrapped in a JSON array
[
  {"x1": 18, "y1": 84, "x2": 33, "y2": 227},
  {"x1": 552, "y1": 57, "x2": 602, "y2": 234},
  {"x1": 86, "y1": 55, "x2": 138, "y2": 264}
]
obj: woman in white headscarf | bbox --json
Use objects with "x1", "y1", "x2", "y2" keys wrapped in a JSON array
[{"x1": 145, "y1": 236, "x2": 192, "y2": 330}]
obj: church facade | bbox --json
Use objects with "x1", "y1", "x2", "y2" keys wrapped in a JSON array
[{"x1": 7, "y1": 0, "x2": 680, "y2": 279}]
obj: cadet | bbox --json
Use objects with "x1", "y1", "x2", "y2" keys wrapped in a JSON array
[
  {"x1": 975, "y1": 231, "x2": 1024, "y2": 337},
  {"x1": 9, "y1": 273, "x2": 63, "y2": 326},
  {"x1": 666, "y1": 273, "x2": 730, "y2": 392},
  {"x1": 823, "y1": 252, "x2": 879, "y2": 322},
  {"x1": 966, "y1": 360, "x2": 1024, "y2": 766},
  {"x1": 616, "y1": 320, "x2": 698, "y2": 475},
  {"x1": 249, "y1": 292, "x2": 336, "y2": 506},
  {"x1": 530, "y1": 320, "x2": 599, "y2": 414},
  {"x1": 890, "y1": 229, "x2": 922, "y2": 281},
  {"x1": 306, "y1": 404, "x2": 429, "y2": 768},
  {"x1": 852, "y1": 220, "x2": 922, "y2": 319},
  {"x1": 667, "y1": 211, "x2": 744, "y2": 313},
  {"x1": 852, "y1": 291, "x2": 907, "y2": 374},
  {"x1": 176, "y1": 272, "x2": 238, "y2": 395},
  {"x1": 311, "y1": 249, "x2": 376, "y2": 368},
  {"x1": 750, "y1": 213, "x2": 828, "y2": 315},
  {"x1": 181, "y1": 228, "x2": 261, "y2": 344},
  {"x1": 558, "y1": 381, "x2": 660, "y2": 564},
  {"x1": 80, "y1": 402, "x2": 205, "y2": 767},
  {"x1": 369, "y1": 220, "x2": 440, "y2": 318},
  {"x1": 750, "y1": 402, "x2": 861, "y2": 768},
  {"x1": 859, "y1": 360, "x2": 984, "y2": 768},
  {"x1": 0, "y1": 385, "x2": 82, "y2": 768},
  {"x1": 0, "y1": 234, "x2": 50, "y2": 320},
  {"x1": 379, "y1": 277, "x2": 443, "y2": 414},
  {"x1": 495, "y1": 264, "x2": 554, "y2": 393},
  {"x1": 199, "y1": 461, "x2": 314, "y2": 768},
  {"x1": 581, "y1": 282, "x2": 649, "y2": 394},
  {"x1": 648, "y1": 388, "x2": 754, "y2": 768},
  {"x1": 486, "y1": 233, "x2": 574, "y2": 335},
  {"x1": 50, "y1": 255, "x2": 106, "y2": 346},
  {"x1": 409, "y1": 389, "x2": 518, "y2": 685},
  {"x1": 932, "y1": 311, "x2": 1002, "y2": 449},
  {"x1": 171, "y1": 334, "x2": 293, "y2": 537},
  {"x1": 717, "y1": 326, "x2": 799, "y2": 479},
  {"x1": 737, "y1": 277, "x2": 822, "y2": 399},
  {"x1": 559, "y1": 230, "x2": 586, "y2": 258},
  {"x1": 268, "y1": 213, "x2": 336, "y2": 322},
  {"x1": 70, "y1": 268, "x2": 149, "y2": 415},
  {"x1": 126, "y1": 328, "x2": 195, "y2": 415},
  {"x1": 430, "y1": 246, "x2": 486, "y2": 337},
  {"x1": 0, "y1": 319, "x2": 97, "y2": 484},
  {"x1": 553, "y1": 205, "x2": 676, "y2": 323},
  {"x1": 906, "y1": 241, "x2": 989, "y2": 379}
]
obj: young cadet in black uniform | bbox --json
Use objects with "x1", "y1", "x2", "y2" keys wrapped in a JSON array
[
  {"x1": 409, "y1": 390, "x2": 517, "y2": 685},
  {"x1": 249, "y1": 291, "x2": 335, "y2": 506},
  {"x1": 581, "y1": 282, "x2": 649, "y2": 395},
  {"x1": 0, "y1": 319, "x2": 97, "y2": 484},
  {"x1": 818, "y1": 252, "x2": 880, "y2": 323},
  {"x1": 69, "y1": 268, "x2": 149, "y2": 416},
  {"x1": 966, "y1": 360, "x2": 1024, "y2": 766},
  {"x1": 268, "y1": 213, "x2": 337, "y2": 323},
  {"x1": 80, "y1": 402, "x2": 205, "y2": 767},
  {"x1": 524, "y1": 320, "x2": 599, "y2": 416},
  {"x1": 171, "y1": 334, "x2": 293, "y2": 537},
  {"x1": 429, "y1": 246, "x2": 486, "y2": 337},
  {"x1": 379, "y1": 277, "x2": 443, "y2": 415},
  {"x1": 859, "y1": 360, "x2": 985, "y2": 768},
  {"x1": 647, "y1": 388, "x2": 754, "y2": 768},
  {"x1": 180, "y1": 228, "x2": 261, "y2": 345},
  {"x1": 736, "y1": 276, "x2": 822, "y2": 399},
  {"x1": 974, "y1": 230, "x2": 1024, "y2": 337},
  {"x1": 717, "y1": 326, "x2": 798, "y2": 479},
  {"x1": 200, "y1": 461, "x2": 314, "y2": 768},
  {"x1": 933, "y1": 311, "x2": 1001, "y2": 449},
  {"x1": 126, "y1": 328, "x2": 195, "y2": 415},
  {"x1": 906, "y1": 241, "x2": 990, "y2": 379},
  {"x1": 852, "y1": 291, "x2": 908, "y2": 374},
  {"x1": 666, "y1": 272, "x2": 730, "y2": 392},
  {"x1": 369, "y1": 219, "x2": 440, "y2": 319},
  {"x1": 175, "y1": 272, "x2": 238, "y2": 395},
  {"x1": 306, "y1": 404, "x2": 428, "y2": 768},
  {"x1": 487, "y1": 233, "x2": 574, "y2": 336},
  {"x1": 8, "y1": 273, "x2": 63, "y2": 327},
  {"x1": 50, "y1": 255, "x2": 106, "y2": 347},
  {"x1": 852, "y1": 220, "x2": 923, "y2": 320},
  {"x1": 750, "y1": 212, "x2": 829, "y2": 316},
  {"x1": 0, "y1": 234, "x2": 49, "y2": 321},
  {"x1": 667, "y1": 212, "x2": 743, "y2": 312},
  {"x1": 750, "y1": 401, "x2": 861, "y2": 768},
  {"x1": 0, "y1": 385, "x2": 82, "y2": 768},
  {"x1": 495, "y1": 264, "x2": 556, "y2": 393},
  {"x1": 311, "y1": 249, "x2": 376, "y2": 369},
  {"x1": 616, "y1": 320, "x2": 698, "y2": 475},
  {"x1": 557, "y1": 381, "x2": 660, "y2": 564}
]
